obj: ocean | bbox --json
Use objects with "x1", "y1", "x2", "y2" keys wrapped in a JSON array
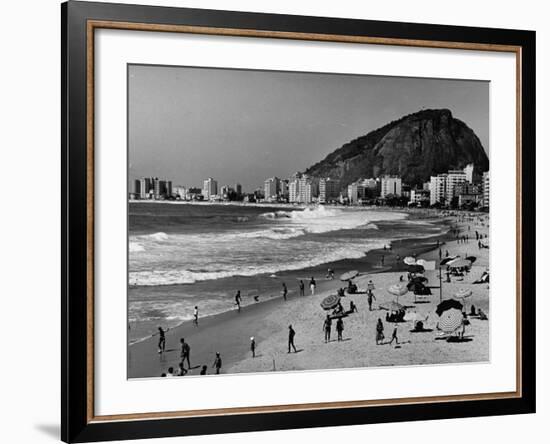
[{"x1": 128, "y1": 203, "x2": 446, "y2": 343}]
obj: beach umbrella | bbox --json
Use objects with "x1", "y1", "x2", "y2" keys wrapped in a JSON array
[
  {"x1": 454, "y1": 288, "x2": 473, "y2": 299},
  {"x1": 387, "y1": 283, "x2": 408, "y2": 297},
  {"x1": 404, "y1": 311, "x2": 421, "y2": 322},
  {"x1": 407, "y1": 264, "x2": 425, "y2": 274},
  {"x1": 320, "y1": 294, "x2": 341, "y2": 310},
  {"x1": 437, "y1": 307, "x2": 464, "y2": 333},
  {"x1": 382, "y1": 301, "x2": 404, "y2": 312},
  {"x1": 440, "y1": 256, "x2": 458, "y2": 266},
  {"x1": 466, "y1": 256, "x2": 477, "y2": 263},
  {"x1": 448, "y1": 259, "x2": 471, "y2": 269},
  {"x1": 340, "y1": 270, "x2": 359, "y2": 281},
  {"x1": 410, "y1": 276, "x2": 428, "y2": 284},
  {"x1": 436, "y1": 299, "x2": 463, "y2": 316},
  {"x1": 403, "y1": 256, "x2": 416, "y2": 265}
]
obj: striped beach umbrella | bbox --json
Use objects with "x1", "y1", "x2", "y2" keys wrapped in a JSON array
[
  {"x1": 403, "y1": 256, "x2": 416, "y2": 265},
  {"x1": 454, "y1": 288, "x2": 473, "y2": 299},
  {"x1": 340, "y1": 270, "x2": 359, "y2": 281},
  {"x1": 320, "y1": 294, "x2": 341, "y2": 310},
  {"x1": 437, "y1": 308, "x2": 464, "y2": 333},
  {"x1": 387, "y1": 283, "x2": 408, "y2": 297}
]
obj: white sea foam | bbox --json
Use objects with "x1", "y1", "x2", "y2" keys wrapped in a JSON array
[{"x1": 129, "y1": 240, "x2": 387, "y2": 286}]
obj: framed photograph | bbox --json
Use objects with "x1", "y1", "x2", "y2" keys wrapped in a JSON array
[{"x1": 62, "y1": 1, "x2": 536, "y2": 442}]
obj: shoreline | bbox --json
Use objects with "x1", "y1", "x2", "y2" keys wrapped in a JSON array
[{"x1": 128, "y1": 219, "x2": 455, "y2": 378}]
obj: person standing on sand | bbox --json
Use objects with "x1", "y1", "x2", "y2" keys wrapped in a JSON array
[
  {"x1": 212, "y1": 352, "x2": 222, "y2": 374},
  {"x1": 299, "y1": 280, "x2": 305, "y2": 296},
  {"x1": 323, "y1": 315, "x2": 332, "y2": 343},
  {"x1": 376, "y1": 318, "x2": 384, "y2": 345},
  {"x1": 193, "y1": 306, "x2": 199, "y2": 326},
  {"x1": 336, "y1": 318, "x2": 344, "y2": 341},
  {"x1": 157, "y1": 326, "x2": 166, "y2": 354},
  {"x1": 381, "y1": 255, "x2": 385, "y2": 266},
  {"x1": 282, "y1": 282, "x2": 288, "y2": 301},
  {"x1": 388, "y1": 323, "x2": 399, "y2": 345},
  {"x1": 250, "y1": 336, "x2": 256, "y2": 358},
  {"x1": 349, "y1": 300, "x2": 358, "y2": 313},
  {"x1": 200, "y1": 365, "x2": 208, "y2": 375},
  {"x1": 309, "y1": 277, "x2": 316, "y2": 295},
  {"x1": 180, "y1": 338, "x2": 191, "y2": 369},
  {"x1": 235, "y1": 290, "x2": 242, "y2": 312},
  {"x1": 288, "y1": 325, "x2": 297, "y2": 353},
  {"x1": 367, "y1": 290, "x2": 376, "y2": 311}
]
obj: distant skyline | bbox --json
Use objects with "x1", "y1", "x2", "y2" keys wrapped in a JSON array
[{"x1": 129, "y1": 65, "x2": 489, "y2": 192}]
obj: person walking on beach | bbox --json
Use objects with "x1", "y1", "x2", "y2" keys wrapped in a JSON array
[
  {"x1": 157, "y1": 326, "x2": 166, "y2": 354},
  {"x1": 327, "y1": 268, "x2": 335, "y2": 280},
  {"x1": 180, "y1": 338, "x2": 191, "y2": 369},
  {"x1": 282, "y1": 282, "x2": 288, "y2": 301},
  {"x1": 323, "y1": 315, "x2": 332, "y2": 343},
  {"x1": 177, "y1": 361, "x2": 188, "y2": 376},
  {"x1": 212, "y1": 352, "x2": 222, "y2": 374},
  {"x1": 349, "y1": 300, "x2": 358, "y2": 313},
  {"x1": 309, "y1": 277, "x2": 316, "y2": 295},
  {"x1": 288, "y1": 325, "x2": 297, "y2": 353},
  {"x1": 376, "y1": 318, "x2": 384, "y2": 345},
  {"x1": 299, "y1": 280, "x2": 305, "y2": 296},
  {"x1": 250, "y1": 336, "x2": 256, "y2": 358},
  {"x1": 367, "y1": 290, "x2": 376, "y2": 311},
  {"x1": 388, "y1": 323, "x2": 399, "y2": 346},
  {"x1": 193, "y1": 306, "x2": 199, "y2": 326},
  {"x1": 381, "y1": 255, "x2": 385, "y2": 266},
  {"x1": 336, "y1": 318, "x2": 344, "y2": 341},
  {"x1": 235, "y1": 290, "x2": 242, "y2": 312}
]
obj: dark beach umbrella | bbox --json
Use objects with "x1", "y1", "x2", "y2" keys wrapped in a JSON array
[
  {"x1": 407, "y1": 281, "x2": 427, "y2": 292},
  {"x1": 436, "y1": 299, "x2": 463, "y2": 316},
  {"x1": 340, "y1": 270, "x2": 359, "y2": 281},
  {"x1": 410, "y1": 276, "x2": 428, "y2": 284},
  {"x1": 407, "y1": 264, "x2": 425, "y2": 273},
  {"x1": 466, "y1": 256, "x2": 477, "y2": 263},
  {"x1": 320, "y1": 294, "x2": 341, "y2": 310}
]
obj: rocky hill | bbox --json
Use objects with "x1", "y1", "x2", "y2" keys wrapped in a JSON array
[{"x1": 304, "y1": 109, "x2": 489, "y2": 188}]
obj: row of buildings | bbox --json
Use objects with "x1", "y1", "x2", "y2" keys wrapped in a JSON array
[{"x1": 131, "y1": 163, "x2": 489, "y2": 209}]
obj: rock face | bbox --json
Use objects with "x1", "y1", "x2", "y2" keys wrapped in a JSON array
[{"x1": 304, "y1": 109, "x2": 489, "y2": 188}]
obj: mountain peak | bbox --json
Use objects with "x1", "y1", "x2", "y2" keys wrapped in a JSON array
[{"x1": 304, "y1": 108, "x2": 488, "y2": 188}]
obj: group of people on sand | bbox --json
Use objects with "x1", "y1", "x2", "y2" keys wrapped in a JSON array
[
  {"x1": 157, "y1": 328, "x2": 223, "y2": 377},
  {"x1": 375, "y1": 318, "x2": 400, "y2": 345},
  {"x1": 322, "y1": 314, "x2": 345, "y2": 343}
]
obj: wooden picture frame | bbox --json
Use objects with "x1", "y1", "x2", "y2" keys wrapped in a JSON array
[{"x1": 62, "y1": 1, "x2": 536, "y2": 442}]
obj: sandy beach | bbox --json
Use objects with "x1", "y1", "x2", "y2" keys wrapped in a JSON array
[{"x1": 128, "y1": 211, "x2": 489, "y2": 379}]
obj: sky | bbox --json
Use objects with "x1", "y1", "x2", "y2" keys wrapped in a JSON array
[{"x1": 128, "y1": 65, "x2": 489, "y2": 193}]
